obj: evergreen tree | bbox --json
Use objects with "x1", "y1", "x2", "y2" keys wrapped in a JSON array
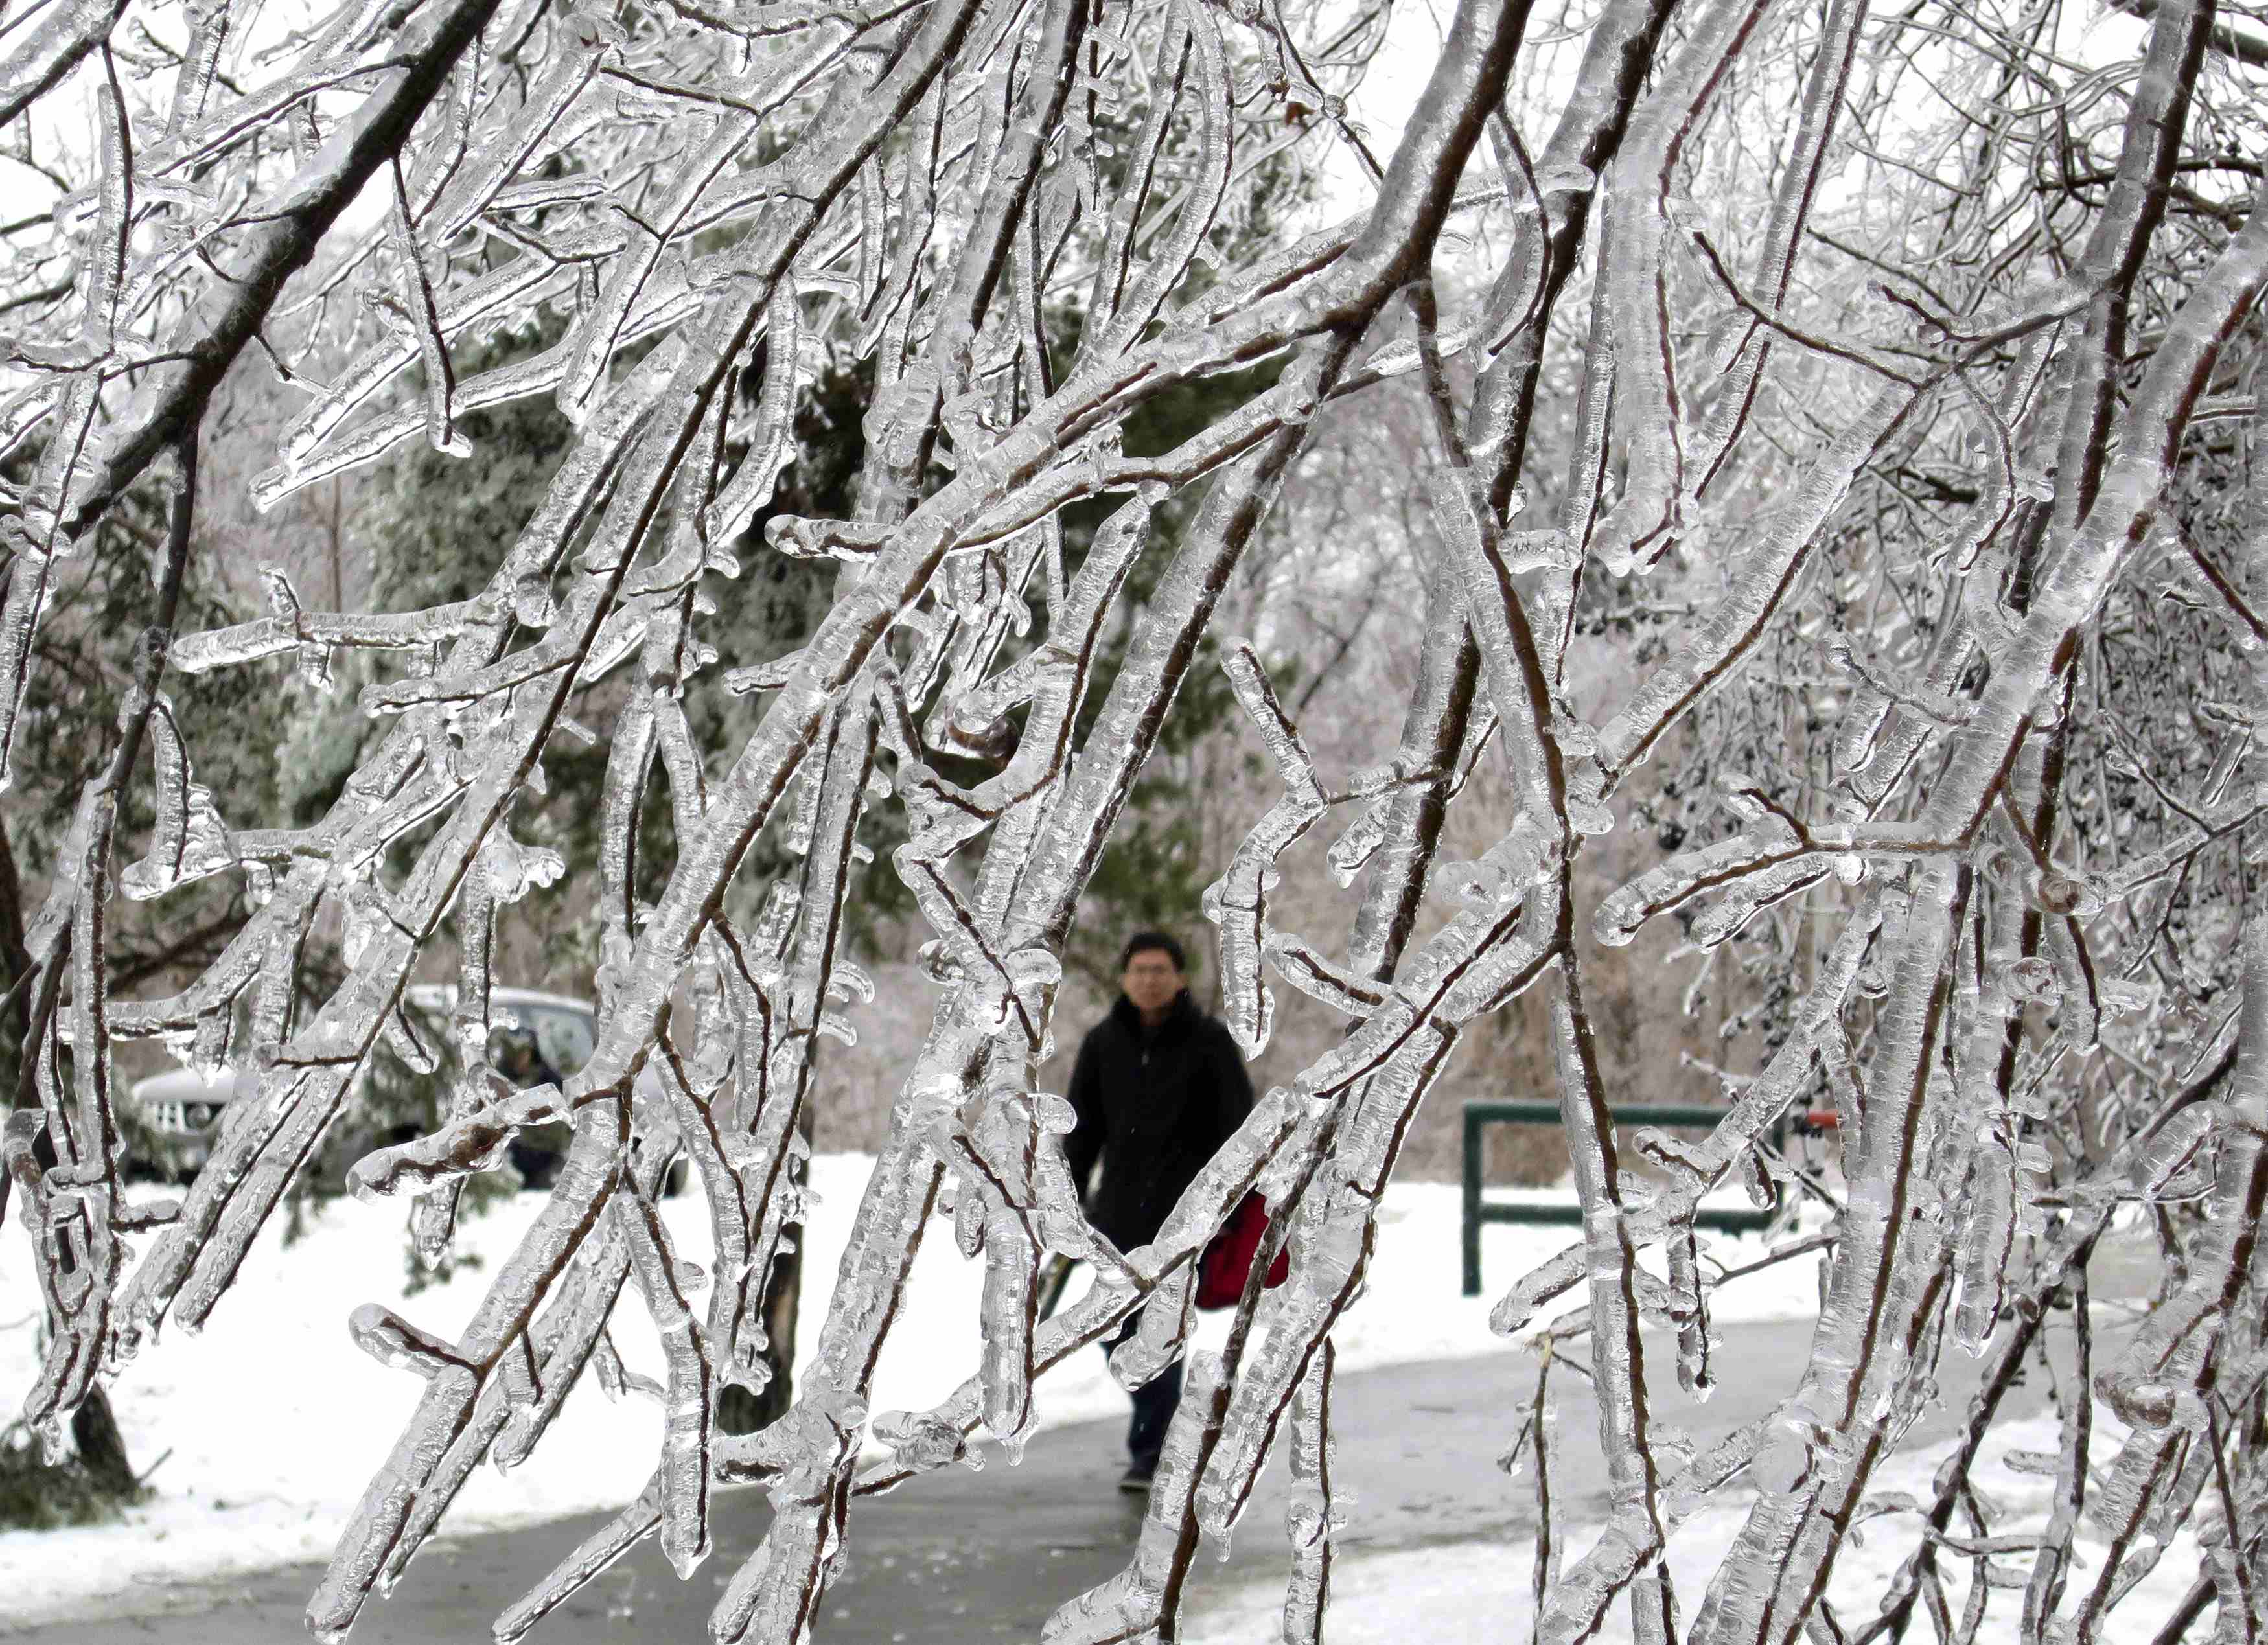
[{"x1": 0, "y1": 444, "x2": 291, "y2": 1524}]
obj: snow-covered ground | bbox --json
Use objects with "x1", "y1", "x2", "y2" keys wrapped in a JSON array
[
  {"x1": 0, "y1": 1158, "x2": 1827, "y2": 1625},
  {"x1": 1185, "y1": 1410, "x2": 2204, "y2": 1645}
]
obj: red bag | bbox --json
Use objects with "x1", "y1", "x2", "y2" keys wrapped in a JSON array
[{"x1": 1196, "y1": 1191, "x2": 1290, "y2": 1311}]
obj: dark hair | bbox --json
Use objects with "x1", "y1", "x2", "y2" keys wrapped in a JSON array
[{"x1": 1119, "y1": 930, "x2": 1186, "y2": 972}]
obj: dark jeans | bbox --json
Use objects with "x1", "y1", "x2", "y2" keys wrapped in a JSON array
[{"x1": 1104, "y1": 1311, "x2": 1184, "y2": 1469}]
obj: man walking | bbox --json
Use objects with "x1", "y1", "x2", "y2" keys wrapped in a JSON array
[{"x1": 1065, "y1": 931, "x2": 1255, "y2": 1492}]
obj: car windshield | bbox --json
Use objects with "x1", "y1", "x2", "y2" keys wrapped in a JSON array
[
  {"x1": 397, "y1": 997, "x2": 594, "y2": 1084},
  {"x1": 522, "y1": 1006, "x2": 594, "y2": 1078}
]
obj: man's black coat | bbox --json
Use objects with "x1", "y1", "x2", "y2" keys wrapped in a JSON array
[{"x1": 1065, "y1": 989, "x2": 1255, "y2": 1251}]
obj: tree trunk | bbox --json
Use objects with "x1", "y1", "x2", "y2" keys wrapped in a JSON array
[
  {"x1": 718, "y1": 1100, "x2": 815, "y2": 1436},
  {"x1": 4, "y1": 820, "x2": 141, "y2": 1504},
  {"x1": 70, "y1": 1386, "x2": 139, "y2": 1498},
  {"x1": 0, "y1": 818, "x2": 29, "y2": 1056}
]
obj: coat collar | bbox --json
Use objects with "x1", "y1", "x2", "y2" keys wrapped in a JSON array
[{"x1": 1112, "y1": 987, "x2": 1198, "y2": 1035}]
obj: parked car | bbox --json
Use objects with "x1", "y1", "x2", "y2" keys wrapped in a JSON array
[
  {"x1": 127, "y1": 986, "x2": 678, "y2": 1192},
  {"x1": 128, "y1": 1067, "x2": 235, "y2": 1179}
]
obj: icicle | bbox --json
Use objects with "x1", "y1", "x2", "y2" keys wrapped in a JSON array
[
  {"x1": 704, "y1": 280, "x2": 804, "y2": 545},
  {"x1": 120, "y1": 696, "x2": 237, "y2": 899},
  {"x1": 616, "y1": 1180, "x2": 714, "y2": 1580},
  {"x1": 386, "y1": 159, "x2": 470, "y2": 457},
  {"x1": 1200, "y1": 639, "x2": 1328, "y2": 1056},
  {"x1": 1279, "y1": 1342, "x2": 1341, "y2": 1644}
]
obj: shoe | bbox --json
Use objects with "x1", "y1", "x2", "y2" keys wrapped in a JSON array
[{"x1": 1117, "y1": 1461, "x2": 1156, "y2": 1494}]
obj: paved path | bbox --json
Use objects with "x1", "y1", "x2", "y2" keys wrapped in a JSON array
[{"x1": 11, "y1": 1314, "x2": 2111, "y2": 1645}]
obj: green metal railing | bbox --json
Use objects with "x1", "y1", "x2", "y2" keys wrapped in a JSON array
[{"x1": 1461, "y1": 1099, "x2": 1781, "y2": 1296}]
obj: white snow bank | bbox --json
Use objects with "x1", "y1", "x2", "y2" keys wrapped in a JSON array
[
  {"x1": 0, "y1": 1157, "x2": 1823, "y2": 1626},
  {"x1": 1186, "y1": 1410, "x2": 2204, "y2": 1645}
]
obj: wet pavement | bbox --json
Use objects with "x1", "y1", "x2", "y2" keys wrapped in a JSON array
[{"x1": 12, "y1": 1313, "x2": 2114, "y2": 1644}]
